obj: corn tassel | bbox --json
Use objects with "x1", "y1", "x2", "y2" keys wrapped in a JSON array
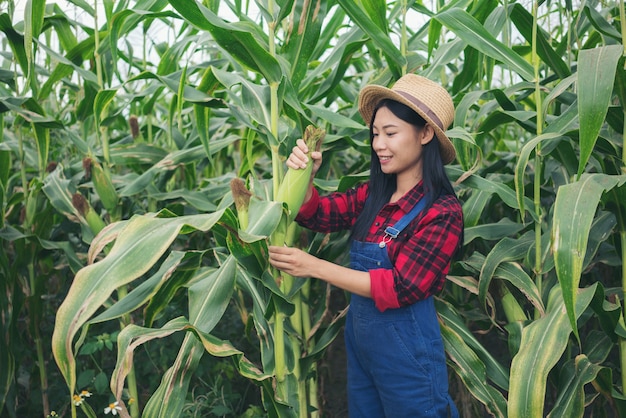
[{"x1": 230, "y1": 178, "x2": 252, "y2": 230}]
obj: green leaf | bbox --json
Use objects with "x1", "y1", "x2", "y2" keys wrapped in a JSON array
[
  {"x1": 336, "y1": 0, "x2": 405, "y2": 78},
  {"x1": 168, "y1": 0, "x2": 282, "y2": 83},
  {"x1": 546, "y1": 355, "x2": 607, "y2": 417},
  {"x1": 24, "y1": 0, "x2": 46, "y2": 79},
  {"x1": 189, "y1": 255, "x2": 237, "y2": 334},
  {"x1": 240, "y1": 199, "x2": 283, "y2": 242},
  {"x1": 464, "y1": 218, "x2": 525, "y2": 245},
  {"x1": 437, "y1": 299, "x2": 509, "y2": 391},
  {"x1": 514, "y1": 133, "x2": 563, "y2": 215},
  {"x1": 508, "y1": 285, "x2": 599, "y2": 418},
  {"x1": 94, "y1": 89, "x2": 118, "y2": 131},
  {"x1": 577, "y1": 45, "x2": 622, "y2": 178},
  {"x1": 88, "y1": 251, "x2": 188, "y2": 324},
  {"x1": 447, "y1": 167, "x2": 539, "y2": 222},
  {"x1": 478, "y1": 232, "x2": 534, "y2": 312},
  {"x1": 51, "y1": 210, "x2": 229, "y2": 393},
  {"x1": 136, "y1": 262, "x2": 268, "y2": 417},
  {"x1": 552, "y1": 173, "x2": 626, "y2": 339},
  {"x1": 440, "y1": 320, "x2": 508, "y2": 417},
  {"x1": 281, "y1": 0, "x2": 326, "y2": 88},
  {"x1": 435, "y1": 8, "x2": 534, "y2": 81},
  {"x1": 0, "y1": 13, "x2": 28, "y2": 75},
  {"x1": 509, "y1": 4, "x2": 570, "y2": 79}
]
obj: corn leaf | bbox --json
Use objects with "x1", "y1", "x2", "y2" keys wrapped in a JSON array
[
  {"x1": 282, "y1": 0, "x2": 326, "y2": 88},
  {"x1": 509, "y1": 4, "x2": 570, "y2": 79},
  {"x1": 139, "y1": 256, "x2": 269, "y2": 417},
  {"x1": 435, "y1": 8, "x2": 534, "y2": 82},
  {"x1": 508, "y1": 285, "x2": 600, "y2": 418},
  {"x1": 514, "y1": 133, "x2": 563, "y2": 215},
  {"x1": 552, "y1": 173, "x2": 626, "y2": 340},
  {"x1": 168, "y1": 0, "x2": 282, "y2": 83},
  {"x1": 577, "y1": 45, "x2": 621, "y2": 178},
  {"x1": 336, "y1": 0, "x2": 404, "y2": 78},
  {"x1": 446, "y1": 167, "x2": 539, "y2": 222},
  {"x1": 440, "y1": 320, "x2": 508, "y2": 417},
  {"x1": 51, "y1": 209, "x2": 230, "y2": 393},
  {"x1": 437, "y1": 299, "x2": 509, "y2": 391},
  {"x1": 478, "y1": 231, "x2": 534, "y2": 312},
  {"x1": 546, "y1": 355, "x2": 607, "y2": 418},
  {"x1": 0, "y1": 13, "x2": 28, "y2": 74},
  {"x1": 24, "y1": 0, "x2": 45, "y2": 81}
]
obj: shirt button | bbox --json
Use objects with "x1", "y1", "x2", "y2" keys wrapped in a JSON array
[
  {"x1": 377, "y1": 262, "x2": 381, "y2": 266},
  {"x1": 375, "y1": 222, "x2": 380, "y2": 226}
]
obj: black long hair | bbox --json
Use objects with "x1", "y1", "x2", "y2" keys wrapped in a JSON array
[{"x1": 351, "y1": 99, "x2": 461, "y2": 252}]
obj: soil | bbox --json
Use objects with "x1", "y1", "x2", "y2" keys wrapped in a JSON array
[
  {"x1": 318, "y1": 330, "x2": 349, "y2": 417},
  {"x1": 318, "y1": 288, "x2": 349, "y2": 417}
]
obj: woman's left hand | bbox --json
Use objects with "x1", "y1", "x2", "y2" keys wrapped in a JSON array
[{"x1": 268, "y1": 245, "x2": 319, "y2": 278}]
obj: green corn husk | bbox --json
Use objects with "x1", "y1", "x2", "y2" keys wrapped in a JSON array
[
  {"x1": 90, "y1": 159, "x2": 119, "y2": 215},
  {"x1": 274, "y1": 125, "x2": 325, "y2": 224},
  {"x1": 500, "y1": 283, "x2": 528, "y2": 322},
  {"x1": 72, "y1": 193, "x2": 106, "y2": 236}
]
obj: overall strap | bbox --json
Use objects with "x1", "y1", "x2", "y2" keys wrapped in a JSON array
[
  {"x1": 378, "y1": 194, "x2": 431, "y2": 248},
  {"x1": 384, "y1": 194, "x2": 431, "y2": 238}
]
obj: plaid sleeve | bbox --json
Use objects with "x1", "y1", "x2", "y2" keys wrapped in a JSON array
[{"x1": 295, "y1": 183, "x2": 368, "y2": 233}]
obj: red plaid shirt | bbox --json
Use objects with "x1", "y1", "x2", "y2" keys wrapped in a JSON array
[{"x1": 296, "y1": 181, "x2": 463, "y2": 311}]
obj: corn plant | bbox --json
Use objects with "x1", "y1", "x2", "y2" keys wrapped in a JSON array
[{"x1": 2, "y1": 0, "x2": 626, "y2": 417}]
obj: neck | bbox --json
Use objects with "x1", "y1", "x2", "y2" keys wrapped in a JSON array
[
  {"x1": 391, "y1": 173, "x2": 422, "y2": 203},
  {"x1": 396, "y1": 172, "x2": 421, "y2": 194}
]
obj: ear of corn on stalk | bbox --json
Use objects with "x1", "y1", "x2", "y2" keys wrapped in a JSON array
[
  {"x1": 230, "y1": 178, "x2": 252, "y2": 230},
  {"x1": 274, "y1": 125, "x2": 325, "y2": 224},
  {"x1": 72, "y1": 193, "x2": 106, "y2": 235},
  {"x1": 90, "y1": 159, "x2": 119, "y2": 215}
]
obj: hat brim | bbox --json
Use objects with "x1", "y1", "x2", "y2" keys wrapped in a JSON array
[{"x1": 358, "y1": 85, "x2": 456, "y2": 165}]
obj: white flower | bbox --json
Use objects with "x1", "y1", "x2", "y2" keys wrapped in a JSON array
[
  {"x1": 104, "y1": 401, "x2": 122, "y2": 415},
  {"x1": 72, "y1": 394, "x2": 83, "y2": 406},
  {"x1": 80, "y1": 390, "x2": 92, "y2": 398}
]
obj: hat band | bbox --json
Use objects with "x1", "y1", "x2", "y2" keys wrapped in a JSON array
[{"x1": 397, "y1": 91, "x2": 444, "y2": 130}]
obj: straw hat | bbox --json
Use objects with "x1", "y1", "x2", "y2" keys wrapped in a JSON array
[{"x1": 358, "y1": 74, "x2": 456, "y2": 164}]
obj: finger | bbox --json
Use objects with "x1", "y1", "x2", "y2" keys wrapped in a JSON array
[
  {"x1": 296, "y1": 138, "x2": 308, "y2": 153},
  {"x1": 268, "y1": 246, "x2": 293, "y2": 258},
  {"x1": 287, "y1": 147, "x2": 309, "y2": 169}
]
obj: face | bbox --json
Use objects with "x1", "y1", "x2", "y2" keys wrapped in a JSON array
[{"x1": 371, "y1": 106, "x2": 434, "y2": 183}]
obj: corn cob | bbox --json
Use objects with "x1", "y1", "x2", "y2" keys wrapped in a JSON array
[
  {"x1": 90, "y1": 159, "x2": 119, "y2": 215},
  {"x1": 72, "y1": 192, "x2": 106, "y2": 235},
  {"x1": 274, "y1": 125, "x2": 325, "y2": 223}
]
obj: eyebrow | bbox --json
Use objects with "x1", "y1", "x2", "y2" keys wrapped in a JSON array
[{"x1": 373, "y1": 123, "x2": 399, "y2": 130}]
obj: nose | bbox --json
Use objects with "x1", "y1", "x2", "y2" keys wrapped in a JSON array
[{"x1": 372, "y1": 134, "x2": 386, "y2": 151}]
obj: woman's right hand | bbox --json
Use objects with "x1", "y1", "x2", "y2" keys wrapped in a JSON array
[{"x1": 287, "y1": 138, "x2": 322, "y2": 176}]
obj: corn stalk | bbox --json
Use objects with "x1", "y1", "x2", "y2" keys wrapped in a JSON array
[{"x1": 270, "y1": 125, "x2": 325, "y2": 416}]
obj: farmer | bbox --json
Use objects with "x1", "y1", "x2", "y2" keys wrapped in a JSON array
[{"x1": 268, "y1": 74, "x2": 463, "y2": 417}]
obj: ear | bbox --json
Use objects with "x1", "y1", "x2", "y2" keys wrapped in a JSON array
[{"x1": 420, "y1": 124, "x2": 435, "y2": 145}]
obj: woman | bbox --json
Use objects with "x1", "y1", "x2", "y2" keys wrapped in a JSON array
[{"x1": 268, "y1": 74, "x2": 463, "y2": 417}]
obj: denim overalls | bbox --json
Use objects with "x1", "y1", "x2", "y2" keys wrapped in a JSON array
[{"x1": 345, "y1": 197, "x2": 458, "y2": 417}]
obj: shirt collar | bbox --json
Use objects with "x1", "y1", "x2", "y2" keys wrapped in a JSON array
[{"x1": 392, "y1": 181, "x2": 426, "y2": 213}]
